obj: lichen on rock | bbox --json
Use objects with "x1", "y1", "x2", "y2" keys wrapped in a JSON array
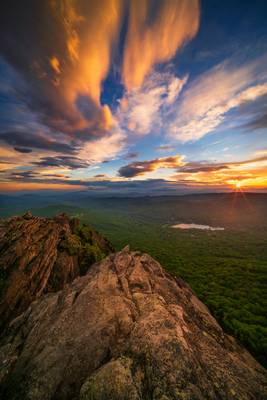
[
  {"x1": 80, "y1": 358, "x2": 140, "y2": 400},
  {"x1": 0, "y1": 213, "x2": 113, "y2": 330}
]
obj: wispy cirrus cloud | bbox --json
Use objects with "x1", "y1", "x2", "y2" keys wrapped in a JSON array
[
  {"x1": 117, "y1": 51, "x2": 267, "y2": 145},
  {"x1": 169, "y1": 55, "x2": 267, "y2": 142},
  {"x1": 117, "y1": 71, "x2": 188, "y2": 136},
  {"x1": 122, "y1": 0, "x2": 199, "y2": 89},
  {"x1": 78, "y1": 130, "x2": 126, "y2": 164}
]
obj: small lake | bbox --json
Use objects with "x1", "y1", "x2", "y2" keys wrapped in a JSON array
[{"x1": 171, "y1": 223, "x2": 225, "y2": 231}]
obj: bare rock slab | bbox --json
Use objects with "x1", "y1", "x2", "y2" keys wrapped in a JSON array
[{"x1": 0, "y1": 247, "x2": 266, "y2": 399}]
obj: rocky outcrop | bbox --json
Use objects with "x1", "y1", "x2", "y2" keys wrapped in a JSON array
[
  {"x1": 0, "y1": 246, "x2": 266, "y2": 400},
  {"x1": 0, "y1": 213, "x2": 113, "y2": 330}
]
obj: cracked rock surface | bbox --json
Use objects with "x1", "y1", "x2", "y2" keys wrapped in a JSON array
[
  {"x1": 0, "y1": 246, "x2": 266, "y2": 399},
  {"x1": 0, "y1": 213, "x2": 113, "y2": 331}
]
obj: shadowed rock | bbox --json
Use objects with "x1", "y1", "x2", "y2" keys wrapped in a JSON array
[
  {"x1": 0, "y1": 246, "x2": 266, "y2": 399},
  {"x1": 0, "y1": 213, "x2": 113, "y2": 330}
]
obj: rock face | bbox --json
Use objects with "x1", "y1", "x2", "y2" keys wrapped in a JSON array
[
  {"x1": 0, "y1": 213, "x2": 113, "y2": 330},
  {"x1": 0, "y1": 246, "x2": 266, "y2": 400}
]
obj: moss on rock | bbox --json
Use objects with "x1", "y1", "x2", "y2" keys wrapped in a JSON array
[{"x1": 79, "y1": 358, "x2": 140, "y2": 400}]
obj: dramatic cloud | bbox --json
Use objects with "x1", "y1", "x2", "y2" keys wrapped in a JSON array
[
  {"x1": 0, "y1": 0, "x2": 199, "y2": 140},
  {"x1": 119, "y1": 155, "x2": 184, "y2": 178},
  {"x1": 169, "y1": 55, "x2": 267, "y2": 141},
  {"x1": 78, "y1": 130, "x2": 125, "y2": 163},
  {"x1": 1, "y1": 0, "x2": 266, "y2": 192},
  {"x1": 10, "y1": 171, "x2": 38, "y2": 179},
  {"x1": 118, "y1": 154, "x2": 267, "y2": 190},
  {"x1": 172, "y1": 156, "x2": 267, "y2": 188},
  {"x1": 177, "y1": 163, "x2": 229, "y2": 174},
  {"x1": 118, "y1": 71, "x2": 188, "y2": 136},
  {"x1": 123, "y1": 0, "x2": 199, "y2": 89},
  {"x1": 33, "y1": 156, "x2": 91, "y2": 170},
  {"x1": 0, "y1": 0, "x2": 201, "y2": 190},
  {"x1": 14, "y1": 147, "x2": 33, "y2": 154},
  {"x1": 0, "y1": 131, "x2": 75, "y2": 154},
  {"x1": 0, "y1": 1, "x2": 124, "y2": 138}
]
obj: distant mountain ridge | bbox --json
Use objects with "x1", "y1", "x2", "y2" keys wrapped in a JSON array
[{"x1": 0, "y1": 214, "x2": 266, "y2": 399}]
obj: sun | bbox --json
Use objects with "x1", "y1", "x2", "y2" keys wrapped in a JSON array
[{"x1": 235, "y1": 181, "x2": 242, "y2": 189}]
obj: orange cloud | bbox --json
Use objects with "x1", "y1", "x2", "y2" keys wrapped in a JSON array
[
  {"x1": 119, "y1": 155, "x2": 184, "y2": 177},
  {"x1": 50, "y1": 56, "x2": 61, "y2": 74},
  {"x1": 123, "y1": 0, "x2": 200, "y2": 89},
  {"x1": 63, "y1": 0, "x2": 123, "y2": 104},
  {"x1": 1, "y1": 0, "x2": 201, "y2": 150},
  {"x1": 48, "y1": 0, "x2": 125, "y2": 132},
  {"x1": 172, "y1": 156, "x2": 267, "y2": 189}
]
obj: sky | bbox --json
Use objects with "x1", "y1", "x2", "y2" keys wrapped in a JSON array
[{"x1": 0, "y1": 0, "x2": 267, "y2": 194}]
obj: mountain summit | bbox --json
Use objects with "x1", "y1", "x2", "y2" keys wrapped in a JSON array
[{"x1": 0, "y1": 216, "x2": 266, "y2": 399}]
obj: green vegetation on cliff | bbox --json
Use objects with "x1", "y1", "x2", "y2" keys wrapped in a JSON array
[{"x1": 0, "y1": 213, "x2": 113, "y2": 330}]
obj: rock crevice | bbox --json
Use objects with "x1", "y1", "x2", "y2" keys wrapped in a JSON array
[
  {"x1": 0, "y1": 213, "x2": 113, "y2": 330},
  {"x1": 0, "y1": 245, "x2": 266, "y2": 399}
]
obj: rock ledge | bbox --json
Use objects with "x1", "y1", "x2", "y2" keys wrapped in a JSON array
[{"x1": 0, "y1": 246, "x2": 266, "y2": 399}]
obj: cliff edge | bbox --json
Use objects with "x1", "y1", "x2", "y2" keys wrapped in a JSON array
[
  {"x1": 0, "y1": 243, "x2": 266, "y2": 399},
  {"x1": 0, "y1": 212, "x2": 113, "y2": 330}
]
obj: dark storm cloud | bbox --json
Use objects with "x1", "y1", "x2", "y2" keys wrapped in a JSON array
[
  {"x1": 118, "y1": 156, "x2": 183, "y2": 178},
  {"x1": 9, "y1": 170, "x2": 39, "y2": 182},
  {"x1": 0, "y1": 3, "x2": 71, "y2": 134},
  {"x1": 93, "y1": 174, "x2": 106, "y2": 178},
  {"x1": 119, "y1": 162, "x2": 153, "y2": 178},
  {"x1": 33, "y1": 156, "x2": 90, "y2": 170},
  {"x1": 14, "y1": 147, "x2": 33, "y2": 154},
  {"x1": 43, "y1": 174, "x2": 70, "y2": 178},
  {"x1": 9, "y1": 170, "x2": 69, "y2": 180},
  {"x1": 119, "y1": 158, "x2": 230, "y2": 178},
  {"x1": 0, "y1": 132, "x2": 76, "y2": 153},
  {"x1": 10, "y1": 171, "x2": 37, "y2": 179}
]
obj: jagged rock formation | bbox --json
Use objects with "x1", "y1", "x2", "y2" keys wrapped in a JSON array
[
  {"x1": 0, "y1": 246, "x2": 266, "y2": 400},
  {"x1": 0, "y1": 213, "x2": 113, "y2": 330}
]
